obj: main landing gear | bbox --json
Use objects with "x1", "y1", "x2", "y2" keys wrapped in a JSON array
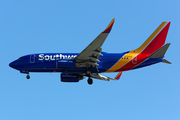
[
  {"x1": 87, "y1": 77, "x2": 93, "y2": 85},
  {"x1": 86, "y1": 70, "x2": 93, "y2": 85},
  {"x1": 26, "y1": 74, "x2": 30, "y2": 79}
]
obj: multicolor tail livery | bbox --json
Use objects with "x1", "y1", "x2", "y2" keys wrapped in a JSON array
[{"x1": 9, "y1": 19, "x2": 171, "y2": 85}]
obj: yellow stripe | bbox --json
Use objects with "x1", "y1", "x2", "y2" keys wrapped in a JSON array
[
  {"x1": 105, "y1": 18, "x2": 115, "y2": 29},
  {"x1": 106, "y1": 53, "x2": 138, "y2": 72}
]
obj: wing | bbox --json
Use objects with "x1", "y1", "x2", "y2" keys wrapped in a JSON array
[
  {"x1": 90, "y1": 73, "x2": 116, "y2": 81},
  {"x1": 90, "y1": 72, "x2": 122, "y2": 81},
  {"x1": 75, "y1": 18, "x2": 115, "y2": 68}
]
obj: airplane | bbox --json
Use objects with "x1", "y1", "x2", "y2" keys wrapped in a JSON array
[{"x1": 9, "y1": 18, "x2": 171, "y2": 85}]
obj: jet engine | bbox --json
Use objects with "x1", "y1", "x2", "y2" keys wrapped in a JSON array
[{"x1": 61, "y1": 73, "x2": 84, "y2": 82}]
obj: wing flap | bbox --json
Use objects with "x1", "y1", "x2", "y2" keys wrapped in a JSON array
[
  {"x1": 90, "y1": 72, "x2": 122, "y2": 81},
  {"x1": 90, "y1": 73, "x2": 116, "y2": 81}
]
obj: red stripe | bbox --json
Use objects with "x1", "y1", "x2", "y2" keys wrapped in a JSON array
[{"x1": 102, "y1": 21, "x2": 115, "y2": 33}]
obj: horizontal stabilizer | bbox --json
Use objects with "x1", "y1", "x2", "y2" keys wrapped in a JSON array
[
  {"x1": 162, "y1": 59, "x2": 171, "y2": 64},
  {"x1": 149, "y1": 43, "x2": 170, "y2": 58}
]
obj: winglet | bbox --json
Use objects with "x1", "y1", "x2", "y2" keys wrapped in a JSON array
[
  {"x1": 102, "y1": 18, "x2": 115, "y2": 33},
  {"x1": 115, "y1": 72, "x2": 122, "y2": 80}
]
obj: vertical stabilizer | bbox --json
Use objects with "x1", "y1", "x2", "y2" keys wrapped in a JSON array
[{"x1": 135, "y1": 21, "x2": 170, "y2": 55}]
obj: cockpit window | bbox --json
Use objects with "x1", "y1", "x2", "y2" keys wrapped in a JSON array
[{"x1": 18, "y1": 57, "x2": 24, "y2": 60}]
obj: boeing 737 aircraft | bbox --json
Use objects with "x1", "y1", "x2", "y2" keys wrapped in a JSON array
[{"x1": 9, "y1": 18, "x2": 171, "y2": 85}]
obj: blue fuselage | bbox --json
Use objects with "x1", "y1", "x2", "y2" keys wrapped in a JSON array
[{"x1": 9, "y1": 51, "x2": 163, "y2": 74}]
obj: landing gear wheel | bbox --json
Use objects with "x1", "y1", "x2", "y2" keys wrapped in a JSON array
[
  {"x1": 87, "y1": 78, "x2": 93, "y2": 85},
  {"x1": 26, "y1": 74, "x2": 30, "y2": 79}
]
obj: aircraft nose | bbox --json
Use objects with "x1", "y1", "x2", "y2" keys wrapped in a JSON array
[{"x1": 9, "y1": 61, "x2": 17, "y2": 69}]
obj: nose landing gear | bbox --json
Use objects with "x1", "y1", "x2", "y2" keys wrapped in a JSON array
[{"x1": 26, "y1": 74, "x2": 30, "y2": 79}]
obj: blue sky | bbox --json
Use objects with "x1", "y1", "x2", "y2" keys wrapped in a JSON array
[{"x1": 0, "y1": 0, "x2": 180, "y2": 120}]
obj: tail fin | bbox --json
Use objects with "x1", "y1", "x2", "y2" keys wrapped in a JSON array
[{"x1": 134, "y1": 21, "x2": 170, "y2": 55}]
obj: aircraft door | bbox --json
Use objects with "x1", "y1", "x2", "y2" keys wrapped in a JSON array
[{"x1": 30, "y1": 54, "x2": 35, "y2": 63}]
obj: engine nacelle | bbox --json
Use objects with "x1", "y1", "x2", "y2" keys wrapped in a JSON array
[{"x1": 61, "y1": 73, "x2": 83, "y2": 82}]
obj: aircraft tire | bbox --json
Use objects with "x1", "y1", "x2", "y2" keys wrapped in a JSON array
[
  {"x1": 26, "y1": 75, "x2": 30, "y2": 79},
  {"x1": 87, "y1": 78, "x2": 93, "y2": 85}
]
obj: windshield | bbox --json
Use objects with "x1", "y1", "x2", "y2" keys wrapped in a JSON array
[{"x1": 18, "y1": 57, "x2": 24, "y2": 60}]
